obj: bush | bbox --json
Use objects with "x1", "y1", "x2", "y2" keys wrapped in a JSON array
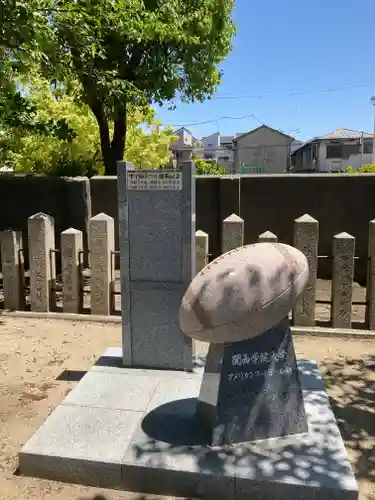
[
  {"x1": 347, "y1": 164, "x2": 375, "y2": 173},
  {"x1": 194, "y1": 157, "x2": 227, "y2": 175}
]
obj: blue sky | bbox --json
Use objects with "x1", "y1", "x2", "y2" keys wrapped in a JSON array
[{"x1": 155, "y1": 0, "x2": 375, "y2": 141}]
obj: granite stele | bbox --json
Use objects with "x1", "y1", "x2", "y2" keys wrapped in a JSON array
[{"x1": 19, "y1": 162, "x2": 358, "y2": 500}]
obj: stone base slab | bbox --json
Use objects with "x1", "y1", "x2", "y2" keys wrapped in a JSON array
[{"x1": 19, "y1": 347, "x2": 358, "y2": 500}]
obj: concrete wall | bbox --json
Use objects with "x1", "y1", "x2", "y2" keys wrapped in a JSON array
[
  {"x1": 234, "y1": 127, "x2": 293, "y2": 173},
  {"x1": 239, "y1": 173, "x2": 375, "y2": 282},
  {"x1": 89, "y1": 172, "x2": 375, "y2": 283},
  {"x1": 0, "y1": 174, "x2": 91, "y2": 269},
  {"x1": 2, "y1": 172, "x2": 375, "y2": 284}
]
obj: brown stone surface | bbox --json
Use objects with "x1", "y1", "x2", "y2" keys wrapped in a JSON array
[{"x1": 0, "y1": 315, "x2": 374, "y2": 500}]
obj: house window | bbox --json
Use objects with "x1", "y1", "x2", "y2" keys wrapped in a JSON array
[
  {"x1": 364, "y1": 142, "x2": 373, "y2": 154},
  {"x1": 343, "y1": 143, "x2": 360, "y2": 158},
  {"x1": 326, "y1": 145, "x2": 343, "y2": 159},
  {"x1": 327, "y1": 143, "x2": 361, "y2": 159}
]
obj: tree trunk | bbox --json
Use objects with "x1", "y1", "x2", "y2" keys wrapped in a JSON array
[
  {"x1": 107, "y1": 103, "x2": 127, "y2": 175},
  {"x1": 90, "y1": 99, "x2": 127, "y2": 175}
]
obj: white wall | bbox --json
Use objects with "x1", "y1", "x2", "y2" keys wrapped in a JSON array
[
  {"x1": 202, "y1": 132, "x2": 220, "y2": 149},
  {"x1": 317, "y1": 140, "x2": 373, "y2": 172},
  {"x1": 172, "y1": 129, "x2": 192, "y2": 149}
]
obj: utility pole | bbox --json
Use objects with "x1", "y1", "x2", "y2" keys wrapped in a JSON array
[{"x1": 371, "y1": 96, "x2": 375, "y2": 165}]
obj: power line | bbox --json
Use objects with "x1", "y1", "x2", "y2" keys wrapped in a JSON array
[
  {"x1": 173, "y1": 143, "x2": 304, "y2": 152},
  {"x1": 211, "y1": 80, "x2": 375, "y2": 100},
  {"x1": 171, "y1": 113, "x2": 264, "y2": 128}
]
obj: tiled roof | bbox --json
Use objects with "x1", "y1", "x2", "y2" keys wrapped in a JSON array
[
  {"x1": 318, "y1": 128, "x2": 372, "y2": 140},
  {"x1": 291, "y1": 128, "x2": 373, "y2": 155},
  {"x1": 290, "y1": 140, "x2": 305, "y2": 154}
]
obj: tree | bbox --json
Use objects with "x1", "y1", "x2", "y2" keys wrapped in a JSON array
[
  {"x1": 8, "y1": 76, "x2": 101, "y2": 175},
  {"x1": 5, "y1": 77, "x2": 177, "y2": 175},
  {"x1": 36, "y1": 0, "x2": 235, "y2": 174},
  {"x1": 0, "y1": 0, "x2": 75, "y2": 145},
  {"x1": 126, "y1": 107, "x2": 177, "y2": 169}
]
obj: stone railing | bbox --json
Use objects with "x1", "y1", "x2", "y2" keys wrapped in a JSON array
[{"x1": 1, "y1": 211, "x2": 374, "y2": 330}]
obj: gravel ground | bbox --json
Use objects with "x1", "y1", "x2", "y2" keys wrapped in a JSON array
[{"x1": 0, "y1": 316, "x2": 374, "y2": 500}]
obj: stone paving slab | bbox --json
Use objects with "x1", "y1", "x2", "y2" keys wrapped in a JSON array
[
  {"x1": 19, "y1": 348, "x2": 358, "y2": 500},
  {"x1": 63, "y1": 371, "x2": 160, "y2": 412},
  {"x1": 19, "y1": 405, "x2": 142, "y2": 488}
]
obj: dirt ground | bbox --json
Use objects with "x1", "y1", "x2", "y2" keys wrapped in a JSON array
[{"x1": 0, "y1": 316, "x2": 374, "y2": 500}]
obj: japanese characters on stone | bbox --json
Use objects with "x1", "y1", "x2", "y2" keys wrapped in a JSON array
[
  {"x1": 127, "y1": 171, "x2": 182, "y2": 191},
  {"x1": 227, "y1": 349, "x2": 293, "y2": 381}
]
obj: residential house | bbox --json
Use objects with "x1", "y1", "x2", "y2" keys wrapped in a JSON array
[
  {"x1": 233, "y1": 125, "x2": 294, "y2": 174},
  {"x1": 199, "y1": 132, "x2": 236, "y2": 172},
  {"x1": 170, "y1": 127, "x2": 198, "y2": 167},
  {"x1": 201, "y1": 132, "x2": 220, "y2": 161},
  {"x1": 291, "y1": 128, "x2": 373, "y2": 173}
]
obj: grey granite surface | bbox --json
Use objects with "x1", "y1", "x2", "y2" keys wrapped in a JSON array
[
  {"x1": 19, "y1": 347, "x2": 358, "y2": 500},
  {"x1": 117, "y1": 161, "x2": 195, "y2": 370}
]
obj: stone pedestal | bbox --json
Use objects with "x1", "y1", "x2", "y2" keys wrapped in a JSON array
[
  {"x1": 117, "y1": 161, "x2": 195, "y2": 371},
  {"x1": 196, "y1": 319, "x2": 308, "y2": 446},
  {"x1": 19, "y1": 347, "x2": 359, "y2": 500}
]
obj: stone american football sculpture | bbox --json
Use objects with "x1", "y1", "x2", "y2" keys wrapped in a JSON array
[{"x1": 179, "y1": 242, "x2": 309, "y2": 343}]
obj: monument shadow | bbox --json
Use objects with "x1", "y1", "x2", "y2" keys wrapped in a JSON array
[{"x1": 134, "y1": 361, "x2": 358, "y2": 493}]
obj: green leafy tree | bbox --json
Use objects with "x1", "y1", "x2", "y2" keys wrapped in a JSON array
[
  {"x1": 0, "y1": 0, "x2": 52, "y2": 117},
  {"x1": 0, "y1": 0, "x2": 75, "y2": 149},
  {"x1": 126, "y1": 107, "x2": 177, "y2": 168},
  {"x1": 36, "y1": 0, "x2": 235, "y2": 174},
  {"x1": 9, "y1": 77, "x2": 102, "y2": 175},
  {"x1": 6, "y1": 77, "x2": 177, "y2": 175}
]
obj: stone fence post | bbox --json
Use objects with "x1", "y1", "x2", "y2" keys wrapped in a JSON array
[
  {"x1": 366, "y1": 219, "x2": 375, "y2": 329},
  {"x1": 196, "y1": 230, "x2": 209, "y2": 273},
  {"x1": 61, "y1": 228, "x2": 83, "y2": 314},
  {"x1": 28, "y1": 213, "x2": 56, "y2": 312},
  {"x1": 222, "y1": 214, "x2": 244, "y2": 254},
  {"x1": 258, "y1": 231, "x2": 277, "y2": 243},
  {"x1": 89, "y1": 213, "x2": 115, "y2": 315},
  {"x1": 293, "y1": 214, "x2": 319, "y2": 327},
  {"x1": 331, "y1": 232, "x2": 355, "y2": 329},
  {"x1": 0, "y1": 230, "x2": 25, "y2": 310}
]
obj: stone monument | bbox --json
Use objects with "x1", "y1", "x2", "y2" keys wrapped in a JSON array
[
  {"x1": 181, "y1": 242, "x2": 309, "y2": 446},
  {"x1": 197, "y1": 318, "x2": 308, "y2": 446},
  {"x1": 117, "y1": 161, "x2": 195, "y2": 370},
  {"x1": 19, "y1": 168, "x2": 358, "y2": 500}
]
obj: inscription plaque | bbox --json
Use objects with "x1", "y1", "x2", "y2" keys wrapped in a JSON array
[{"x1": 127, "y1": 171, "x2": 182, "y2": 191}]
